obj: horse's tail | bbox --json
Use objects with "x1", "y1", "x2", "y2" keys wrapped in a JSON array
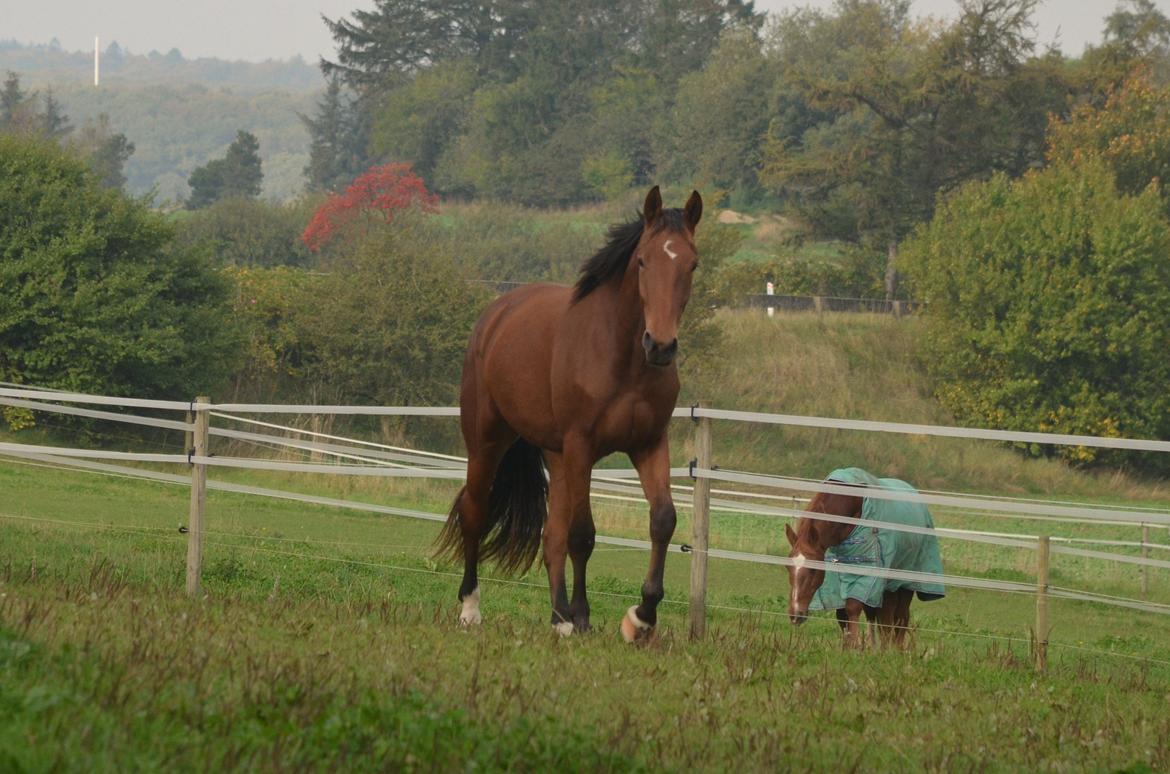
[{"x1": 435, "y1": 439, "x2": 548, "y2": 576}]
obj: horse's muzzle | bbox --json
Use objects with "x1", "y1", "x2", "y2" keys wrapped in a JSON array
[
  {"x1": 789, "y1": 610, "x2": 808, "y2": 626},
  {"x1": 643, "y1": 332, "x2": 678, "y2": 367}
]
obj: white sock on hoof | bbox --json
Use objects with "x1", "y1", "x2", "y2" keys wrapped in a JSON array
[
  {"x1": 553, "y1": 621, "x2": 575, "y2": 637},
  {"x1": 459, "y1": 587, "x2": 482, "y2": 626},
  {"x1": 620, "y1": 605, "x2": 652, "y2": 643}
]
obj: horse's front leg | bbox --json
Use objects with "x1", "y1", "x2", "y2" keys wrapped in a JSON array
[
  {"x1": 544, "y1": 441, "x2": 595, "y2": 636},
  {"x1": 841, "y1": 598, "x2": 865, "y2": 649},
  {"x1": 621, "y1": 435, "x2": 676, "y2": 643}
]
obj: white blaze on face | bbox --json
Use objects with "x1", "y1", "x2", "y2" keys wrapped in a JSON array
[
  {"x1": 664, "y1": 240, "x2": 678, "y2": 261},
  {"x1": 791, "y1": 553, "x2": 806, "y2": 609}
]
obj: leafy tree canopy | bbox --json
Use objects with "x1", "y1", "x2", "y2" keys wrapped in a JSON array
[
  {"x1": 903, "y1": 154, "x2": 1170, "y2": 464},
  {"x1": 0, "y1": 133, "x2": 239, "y2": 401},
  {"x1": 187, "y1": 130, "x2": 264, "y2": 209}
]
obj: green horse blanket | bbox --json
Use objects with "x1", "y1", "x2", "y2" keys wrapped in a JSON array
[{"x1": 810, "y1": 467, "x2": 945, "y2": 611}]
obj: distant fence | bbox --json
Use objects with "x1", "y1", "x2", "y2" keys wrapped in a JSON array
[
  {"x1": 741, "y1": 294, "x2": 923, "y2": 315},
  {"x1": 1, "y1": 386, "x2": 1169, "y2": 671}
]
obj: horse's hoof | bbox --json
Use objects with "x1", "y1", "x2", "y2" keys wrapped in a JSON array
[
  {"x1": 620, "y1": 605, "x2": 653, "y2": 643},
  {"x1": 553, "y1": 621, "x2": 575, "y2": 637},
  {"x1": 459, "y1": 587, "x2": 481, "y2": 625}
]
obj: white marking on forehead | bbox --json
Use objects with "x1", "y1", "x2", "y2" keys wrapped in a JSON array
[{"x1": 664, "y1": 240, "x2": 678, "y2": 261}]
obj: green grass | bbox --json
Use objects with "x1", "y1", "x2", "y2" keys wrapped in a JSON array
[
  {"x1": 2, "y1": 454, "x2": 1170, "y2": 770},
  {"x1": 4, "y1": 310, "x2": 1170, "y2": 769}
]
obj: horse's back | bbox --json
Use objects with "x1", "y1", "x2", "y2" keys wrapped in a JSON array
[
  {"x1": 868, "y1": 478, "x2": 945, "y2": 601},
  {"x1": 814, "y1": 470, "x2": 945, "y2": 610}
]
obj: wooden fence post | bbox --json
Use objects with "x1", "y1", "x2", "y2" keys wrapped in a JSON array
[
  {"x1": 813, "y1": 296, "x2": 824, "y2": 316},
  {"x1": 184, "y1": 407, "x2": 194, "y2": 458},
  {"x1": 1141, "y1": 523, "x2": 1149, "y2": 597},
  {"x1": 185, "y1": 396, "x2": 210, "y2": 597},
  {"x1": 1034, "y1": 535, "x2": 1050, "y2": 672},
  {"x1": 688, "y1": 405, "x2": 712, "y2": 641}
]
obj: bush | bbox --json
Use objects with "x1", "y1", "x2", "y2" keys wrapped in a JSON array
[
  {"x1": 173, "y1": 197, "x2": 317, "y2": 267},
  {"x1": 709, "y1": 243, "x2": 886, "y2": 305},
  {"x1": 303, "y1": 216, "x2": 490, "y2": 406},
  {"x1": 678, "y1": 220, "x2": 743, "y2": 372},
  {"x1": 302, "y1": 163, "x2": 438, "y2": 254},
  {"x1": 223, "y1": 266, "x2": 316, "y2": 401},
  {"x1": 436, "y1": 204, "x2": 602, "y2": 284},
  {"x1": 902, "y1": 160, "x2": 1170, "y2": 465},
  {"x1": 0, "y1": 133, "x2": 239, "y2": 404}
]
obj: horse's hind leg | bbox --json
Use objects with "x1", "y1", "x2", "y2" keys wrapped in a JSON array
[
  {"x1": 873, "y1": 595, "x2": 898, "y2": 648},
  {"x1": 841, "y1": 598, "x2": 865, "y2": 649},
  {"x1": 892, "y1": 589, "x2": 913, "y2": 649},
  {"x1": 567, "y1": 480, "x2": 596, "y2": 633},
  {"x1": 450, "y1": 403, "x2": 513, "y2": 625},
  {"x1": 544, "y1": 444, "x2": 594, "y2": 635}
]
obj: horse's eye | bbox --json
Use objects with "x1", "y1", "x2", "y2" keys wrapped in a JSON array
[{"x1": 638, "y1": 258, "x2": 646, "y2": 269}]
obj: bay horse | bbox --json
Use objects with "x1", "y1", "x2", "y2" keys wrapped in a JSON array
[
  {"x1": 437, "y1": 186, "x2": 702, "y2": 640},
  {"x1": 785, "y1": 468, "x2": 945, "y2": 649}
]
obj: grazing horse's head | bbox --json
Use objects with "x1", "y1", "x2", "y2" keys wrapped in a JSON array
[{"x1": 785, "y1": 491, "x2": 863, "y2": 624}]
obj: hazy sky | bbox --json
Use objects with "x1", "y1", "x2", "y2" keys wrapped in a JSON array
[{"x1": 3, "y1": 0, "x2": 1161, "y2": 64}]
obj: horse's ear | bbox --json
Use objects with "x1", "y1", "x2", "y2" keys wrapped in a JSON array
[
  {"x1": 643, "y1": 185, "x2": 663, "y2": 225},
  {"x1": 683, "y1": 190, "x2": 702, "y2": 234},
  {"x1": 785, "y1": 523, "x2": 797, "y2": 547}
]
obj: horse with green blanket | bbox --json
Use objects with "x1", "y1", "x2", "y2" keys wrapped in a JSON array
[{"x1": 785, "y1": 468, "x2": 945, "y2": 648}]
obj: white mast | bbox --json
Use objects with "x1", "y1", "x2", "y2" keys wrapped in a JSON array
[{"x1": 94, "y1": 36, "x2": 100, "y2": 87}]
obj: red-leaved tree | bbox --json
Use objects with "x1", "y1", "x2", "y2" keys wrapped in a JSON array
[{"x1": 302, "y1": 163, "x2": 438, "y2": 251}]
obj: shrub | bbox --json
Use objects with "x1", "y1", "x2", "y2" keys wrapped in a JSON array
[
  {"x1": 0, "y1": 133, "x2": 239, "y2": 406},
  {"x1": 902, "y1": 160, "x2": 1170, "y2": 465},
  {"x1": 302, "y1": 163, "x2": 438, "y2": 253},
  {"x1": 709, "y1": 243, "x2": 886, "y2": 305},
  {"x1": 173, "y1": 197, "x2": 317, "y2": 267}
]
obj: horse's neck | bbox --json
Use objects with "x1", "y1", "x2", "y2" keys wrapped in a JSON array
[
  {"x1": 816, "y1": 519, "x2": 857, "y2": 551},
  {"x1": 600, "y1": 267, "x2": 646, "y2": 359}
]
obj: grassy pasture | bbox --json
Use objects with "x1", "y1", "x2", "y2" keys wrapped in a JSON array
[
  {"x1": 3, "y1": 310, "x2": 1170, "y2": 770},
  {"x1": 1, "y1": 460, "x2": 1170, "y2": 771}
]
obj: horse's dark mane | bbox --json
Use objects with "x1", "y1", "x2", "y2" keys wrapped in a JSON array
[{"x1": 572, "y1": 209, "x2": 688, "y2": 303}]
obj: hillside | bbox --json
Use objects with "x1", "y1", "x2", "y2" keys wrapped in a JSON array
[
  {"x1": 678, "y1": 310, "x2": 1169, "y2": 504},
  {"x1": 1, "y1": 40, "x2": 320, "y2": 201}
]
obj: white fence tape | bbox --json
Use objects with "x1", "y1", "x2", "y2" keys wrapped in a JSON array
[
  {"x1": 0, "y1": 396, "x2": 193, "y2": 432},
  {"x1": 4, "y1": 384, "x2": 1170, "y2": 609},
  {"x1": 694, "y1": 468, "x2": 1170, "y2": 527},
  {"x1": 0, "y1": 442, "x2": 186, "y2": 464},
  {"x1": 211, "y1": 426, "x2": 462, "y2": 469},
  {"x1": 1051, "y1": 544, "x2": 1170, "y2": 571},
  {"x1": 5, "y1": 449, "x2": 1170, "y2": 616},
  {"x1": 212, "y1": 412, "x2": 467, "y2": 463},
  {"x1": 676, "y1": 406, "x2": 1170, "y2": 454},
  {"x1": 9, "y1": 385, "x2": 1170, "y2": 453},
  {"x1": 211, "y1": 403, "x2": 460, "y2": 416},
  {"x1": 0, "y1": 388, "x2": 193, "y2": 412}
]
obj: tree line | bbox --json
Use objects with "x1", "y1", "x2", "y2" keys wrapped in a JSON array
[{"x1": 303, "y1": 0, "x2": 1169, "y2": 294}]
